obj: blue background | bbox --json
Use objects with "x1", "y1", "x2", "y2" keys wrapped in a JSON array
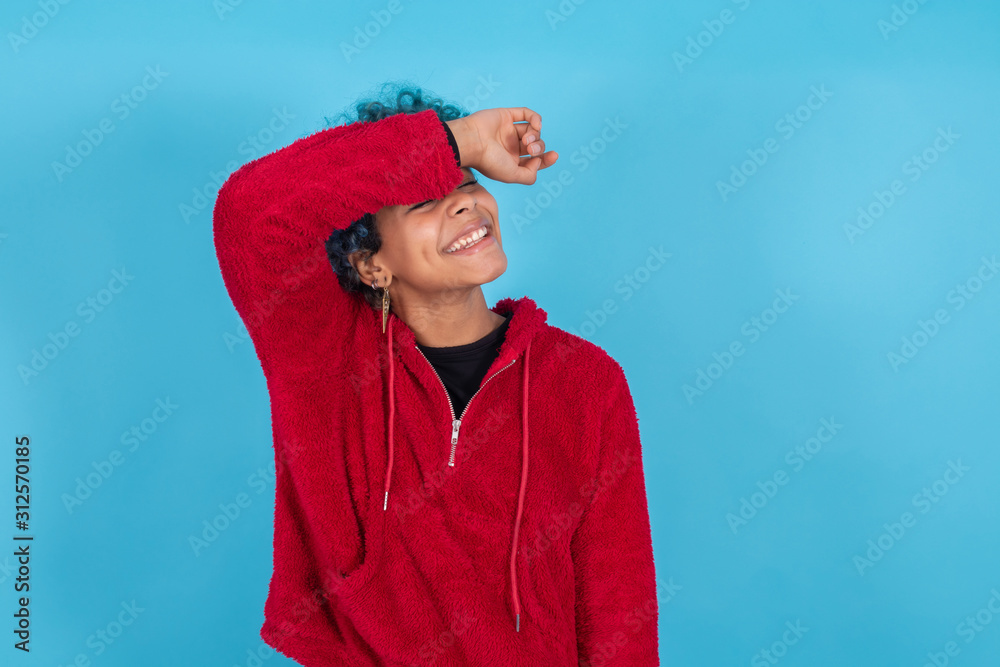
[{"x1": 2, "y1": 0, "x2": 999, "y2": 665}]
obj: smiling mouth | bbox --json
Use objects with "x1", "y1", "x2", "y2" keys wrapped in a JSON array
[{"x1": 444, "y1": 225, "x2": 491, "y2": 253}]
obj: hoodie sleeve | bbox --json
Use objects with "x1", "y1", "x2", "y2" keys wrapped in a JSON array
[
  {"x1": 211, "y1": 109, "x2": 464, "y2": 665},
  {"x1": 212, "y1": 108, "x2": 465, "y2": 377},
  {"x1": 572, "y1": 364, "x2": 660, "y2": 666}
]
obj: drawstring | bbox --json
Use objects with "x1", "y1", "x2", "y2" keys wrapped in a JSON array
[
  {"x1": 383, "y1": 313, "x2": 395, "y2": 511},
  {"x1": 511, "y1": 338, "x2": 531, "y2": 632},
  {"x1": 381, "y1": 311, "x2": 533, "y2": 633}
]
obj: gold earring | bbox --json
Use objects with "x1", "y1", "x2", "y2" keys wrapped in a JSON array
[{"x1": 372, "y1": 278, "x2": 390, "y2": 333}]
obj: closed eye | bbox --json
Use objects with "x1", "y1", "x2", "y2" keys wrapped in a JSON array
[{"x1": 408, "y1": 179, "x2": 479, "y2": 211}]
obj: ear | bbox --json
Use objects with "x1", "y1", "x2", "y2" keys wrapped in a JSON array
[
  {"x1": 350, "y1": 208, "x2": 392, "y2": 287},
  {"x1": 350, "y1": 248, "x2": 384, "y2": 287}
]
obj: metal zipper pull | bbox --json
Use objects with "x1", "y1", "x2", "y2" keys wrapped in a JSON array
[
  {"x1": 448, "y1": 419, "x2": 462, "y2": 466},
  {"x1": 414, "y1": 341, "x2": 518, "y2": 469}
]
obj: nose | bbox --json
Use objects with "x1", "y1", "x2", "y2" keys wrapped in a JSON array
[{"x1": 447, "y1": 190, "x2": 477, "y2": 216}]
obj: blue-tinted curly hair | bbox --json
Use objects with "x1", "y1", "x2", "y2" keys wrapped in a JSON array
[{"x1": 324, "y1": 81, "x2": 470, "y2": 310}]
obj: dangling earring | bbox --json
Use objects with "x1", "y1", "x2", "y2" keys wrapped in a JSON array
[{"x1": 372, "y1": 277, "x2": 390, "y2": 334}]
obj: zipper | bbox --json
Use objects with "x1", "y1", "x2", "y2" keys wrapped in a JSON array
[{"x1": 414, "y1": 344, "x2": 519, "y2": 467}]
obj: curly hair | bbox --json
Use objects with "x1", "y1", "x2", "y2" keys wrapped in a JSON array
[{"x1": 324, "y1": 81, "x2": 470, "y2": 310}]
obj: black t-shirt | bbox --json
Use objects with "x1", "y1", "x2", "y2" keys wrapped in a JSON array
[{"x1": 416, "y1": 313, "x2": 512, "y2": 418}]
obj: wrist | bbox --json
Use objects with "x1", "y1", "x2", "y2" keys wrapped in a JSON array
[{"x1": 445, "y1": 117, "x2": 481, "y2": 168}]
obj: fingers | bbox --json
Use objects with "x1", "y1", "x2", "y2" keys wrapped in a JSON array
[
  {"x1": 530, "y1": 149, "x2": 558, "y2": 170},
  {"x1": 512, "y1": 157, "x2": 542, "y2": 185},
  {"x1": 514, "y1": 149, "x2": 559, "y2": 184},
  {"x1": 513, "y1": 120, "x2": 545, "y2": 156},
  {"x1": 524, "y1": 137, "x2": 545, "y2": 156},
  {"x1": 513, "y1": 121, "x2": 538, "y2": 144},
  {"x1": 509, "y1": 107, "x2": 542, "y2": 132},
  {"x1": 512, "y1": 107, "x2": 543, "y2": 155},
  {"x1": 503, "y1": 107, "x2": 556, "y2": 184}
]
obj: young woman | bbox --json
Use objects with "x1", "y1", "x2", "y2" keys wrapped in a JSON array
[{"x1": 213, "y1": 85, "x2": 659, "y2": 666}]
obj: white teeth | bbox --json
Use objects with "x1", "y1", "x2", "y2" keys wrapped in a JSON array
[{"x1": 446, "y1": 225, "x2": 488, "y2": 253}]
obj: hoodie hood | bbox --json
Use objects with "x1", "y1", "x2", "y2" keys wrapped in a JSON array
[{"x1": 380, "y1": 295, "x2": 547, "y2": 632}]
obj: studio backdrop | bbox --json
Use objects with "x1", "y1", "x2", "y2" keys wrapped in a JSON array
[{"x1": 2, "y1": 0, "x2": 999, "y2": 665}]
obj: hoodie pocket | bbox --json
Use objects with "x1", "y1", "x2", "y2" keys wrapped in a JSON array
[
  {"x1": 329, "y1": 505, "x2": 485, "y2": 666},
  {"x1": 519, "y1": 525, "x2": 577, "y2": 644},
  {"x1": 333, "y1": 490, "x2": 388, "y2": 602}
]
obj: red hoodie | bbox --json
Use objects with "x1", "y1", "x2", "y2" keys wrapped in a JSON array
[{"x1": 212, "y1": 108, "x2": 659, "y2": 666}]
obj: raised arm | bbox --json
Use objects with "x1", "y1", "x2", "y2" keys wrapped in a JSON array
[{"x1": 212, "y1": 108, "x2": 465, "y2": 376}]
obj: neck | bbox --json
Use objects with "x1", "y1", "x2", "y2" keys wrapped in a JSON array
[{"x1": 391, "y1": 286, "x2": 506, "y2": 347}]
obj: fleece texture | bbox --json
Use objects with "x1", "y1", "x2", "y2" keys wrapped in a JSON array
[{"x1": 212, "y1": 108, "x2": 659, "y2": 666}]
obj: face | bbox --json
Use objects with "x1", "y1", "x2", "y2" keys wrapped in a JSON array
[{"x1": 353, "y1": 167, "x2": 507, "y2": 307}]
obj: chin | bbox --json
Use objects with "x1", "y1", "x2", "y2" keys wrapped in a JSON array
[
  {"x1": 464, "y1": 256, "x2": 507, "y2": 287},
  {"x1": 482, "y1": 255, "x2": 508, "y2": 282}
]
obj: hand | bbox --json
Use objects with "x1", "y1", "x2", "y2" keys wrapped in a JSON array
[{"x1": 447, "y1": 107, "x2": 559, "y2": 185}]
